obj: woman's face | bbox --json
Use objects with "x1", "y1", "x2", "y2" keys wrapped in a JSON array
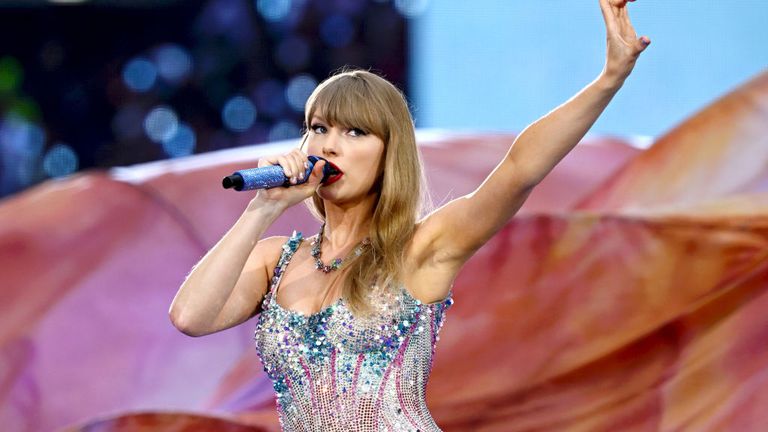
[{"x1": 305, "y1": 110, "x2": 385, "y2": 205}]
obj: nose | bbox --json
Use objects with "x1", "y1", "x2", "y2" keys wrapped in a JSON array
[{"x1": 321, "y1": 131, "x2": 339, "y2": 157}]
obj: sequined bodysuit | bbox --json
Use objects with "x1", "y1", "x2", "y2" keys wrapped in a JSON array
[{"x1": 254, "y1": 231, "x2": 454, "y2": 431}]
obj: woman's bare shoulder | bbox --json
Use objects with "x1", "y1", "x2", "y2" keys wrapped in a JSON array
[{"x1": 253, "y1": 235, "x2": 290, "y2": 269}]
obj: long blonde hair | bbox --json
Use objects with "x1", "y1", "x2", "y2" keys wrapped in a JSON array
[{"x1": 301, "y1": 68, "x2": 432, "y2": 318}]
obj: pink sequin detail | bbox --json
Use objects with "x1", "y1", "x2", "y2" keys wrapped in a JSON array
[{"x1": 253, "y1": 232, "x2": 454, "y2": 431}]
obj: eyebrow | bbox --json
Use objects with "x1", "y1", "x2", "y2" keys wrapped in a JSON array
[{"x1": 310, "y1": 116, "x2": 327, "y2": 123}]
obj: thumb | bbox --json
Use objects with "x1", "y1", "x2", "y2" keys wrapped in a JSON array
[
  {"x1": 636, "y1": 35, "x2": 651, "y2": 53},
  {"x1": 305, "y1": 159, "x2": 326, "y2": 186}
]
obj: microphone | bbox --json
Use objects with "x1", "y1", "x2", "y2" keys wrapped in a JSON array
[{"x1": 222, "y1": 155, "x2": 343, "y2": 191}]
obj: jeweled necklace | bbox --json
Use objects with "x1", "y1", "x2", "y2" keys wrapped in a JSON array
[{"x1": 311, "y1": 223, "x2": 370, "y2": 273}]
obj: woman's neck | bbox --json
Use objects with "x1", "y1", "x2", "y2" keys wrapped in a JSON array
[{"x1": 322, "y1": 196, "x2": 376, "y2": 250}]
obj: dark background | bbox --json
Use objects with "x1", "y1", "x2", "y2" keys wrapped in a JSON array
[{"x1": 0, "y1": 0, "x2": 408, "y2": 198}]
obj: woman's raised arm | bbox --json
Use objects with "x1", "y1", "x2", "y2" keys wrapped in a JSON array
[{"x1": 418, "y1": 0, "x2": 651, "y2": 269}]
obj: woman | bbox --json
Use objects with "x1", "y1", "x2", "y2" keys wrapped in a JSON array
[{"x1": 169, "y1": 1, "x2": 650, "y2": 430}]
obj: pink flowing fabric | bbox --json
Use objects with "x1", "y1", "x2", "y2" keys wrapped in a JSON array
[{"x1": 1, "y1": 71, "x2": 766, "y2": 431}]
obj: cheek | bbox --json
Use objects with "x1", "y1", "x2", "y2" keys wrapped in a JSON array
[
  {"x1": 305, "y1": 140, "x2": 321, "y2": 155},
  {"x1": 362, "y1": 148, "x2": 385, "y2": 187}
]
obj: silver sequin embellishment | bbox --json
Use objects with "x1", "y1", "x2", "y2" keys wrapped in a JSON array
[{"x1": 254, "y1": 231, "x2": 454, "y2": 431}]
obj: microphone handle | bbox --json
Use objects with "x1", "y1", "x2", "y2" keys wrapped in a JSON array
[{"x1": 222, "y1": 156, "x2": 324, "y2": 191}]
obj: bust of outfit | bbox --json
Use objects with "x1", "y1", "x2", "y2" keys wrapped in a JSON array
[{"x1": 254, "y1": 230, "x2": 455, "y2": 431}]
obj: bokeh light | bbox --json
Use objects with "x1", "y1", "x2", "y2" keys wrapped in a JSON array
[
  {"x1": 122, "y1": 57, "x2": 158, "y2": 92},
  {"x1": 42, "y1": 143, "x2": 79, "y2": 178},
  {"x1": 268, "y1": 120, "x2": 300, "y2": 142},
  {"x1": 222, "y1": 95, "x2": 257, "y2": 132},
  {"x1": 256, "y1": 0, "x2": 292, "y2": 22},
  {"x1": 394, "y1": 0, "x2": 430, "y2": 18},
  {"x1": 0, "y1": 116, "x2": 46, "y2": 188},
  {"x1": 0, "y1": 57, "x2": 23, "y2": 93},
  {"x1": 0, "y1": 0, "x2": 408, "y2": 198},
  {"x1": 161, "y1": 123, "x2": 196, "y2": 157},
  {"x1": 143, "y1": 106, "x2": 179, "y2": 143},
  {"x1": 0, "y1": 116, "x2": 45, "y2": 156},
  {"x1": 153, "y1": 44, "x2": 193, "y2": 84},
  {"x1": 285, "y1": 74, "x2": 317, "y2": 112}
]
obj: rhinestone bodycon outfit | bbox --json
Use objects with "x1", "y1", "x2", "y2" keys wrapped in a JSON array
[{"x1": 254, "y1": 231, "x2": 454, "y2": 431}]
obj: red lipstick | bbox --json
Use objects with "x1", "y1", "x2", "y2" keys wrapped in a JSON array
[{"x1": 322, "y1": 160, "x2": 343, "y2": 185}]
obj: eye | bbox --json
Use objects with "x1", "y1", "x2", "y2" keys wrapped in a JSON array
[
  {"x1": 310, "y1": 124, "x2": 327, "y2": 134},
  {"x1": 348, "y1": 128, "x2": 367, "y2": 137}
]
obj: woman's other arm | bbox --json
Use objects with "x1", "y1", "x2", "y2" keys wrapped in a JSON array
[
  {"x1": 418, "y1": 0, "x2": 651, "y2": 271},
  {"x1": 168, "y1": 201, "x2": 285, "y2": 337},
  {"x1": 168, "y1": 148, "x2": 327, "y2": 336}
]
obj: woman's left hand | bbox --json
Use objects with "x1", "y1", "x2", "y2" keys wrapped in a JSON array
[{"x1": 599, "y1": 0, "x2": 651, "y2": 85}]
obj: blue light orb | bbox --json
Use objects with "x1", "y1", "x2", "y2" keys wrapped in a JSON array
[
  {"x1": 42, "y1": 143, "x2": 78, "y2": 178},
  {"x1": 0, "y1": 116, "x2": 46, "y2": 186},
  {"x1": 285, "y1": 74, "x2": 317, "y2": 112},
  {"x1": 268, "y1": 120, "x2": 300, "y2": 142},
  {"x1": 143, "y1": 106, "x2": 179, "y2": 143},
  {"x1": 162, "y1": 123, "x2": 196, "y2": 157},
  {"x1": 256, "y1": 0, "x2": 292, "y2": 22},
  {"x1": 222, "y1": 95, "x2": 257, "y2": 132},
  {"x1": 122, "y1": 57, "x2": 157, "y2": 92},
  {"x1": 154, "y1": 44, "x2": 193, "y2": 84},
  {"x1": 0, "y1": 116, "x2": 45, "y2": 155},
  {"x1": 394, "y1": 0, "x2": 430, "y2": 18}
]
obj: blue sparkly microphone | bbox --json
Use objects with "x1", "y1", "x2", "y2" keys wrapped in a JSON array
[{"x1": 222, "y1": 155, "x2": 343, "y2": 191}]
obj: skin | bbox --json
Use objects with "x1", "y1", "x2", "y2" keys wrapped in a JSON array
[
  {"x1": 265, "y1": 0, "x2": 651, "y2": 313},
  {"x1": 259, "y1": 116, "x2": 389, "y2": 312},
  {"x1": 169, "y1": 0, "x2": 651, "y2": 330}
]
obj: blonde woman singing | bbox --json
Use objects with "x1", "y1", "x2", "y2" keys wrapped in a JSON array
[{"x1": 169, "y1": 1, "x2": 650, "y2": 429}]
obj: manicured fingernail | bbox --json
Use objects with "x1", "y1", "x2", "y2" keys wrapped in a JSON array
[
  {"x1": 290, "y1": 177, "x2": 297, "y2": 184},
  {"x1": 304, "y1": 161, "x2": 310, "y2": 169},
  {"x1": 299, "y1": 172, "x2": 304, "y2": 180}
]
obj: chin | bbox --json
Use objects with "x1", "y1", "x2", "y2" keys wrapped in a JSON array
[{"x1": 317, "y1": 185, "x2": 340, "y2": 201}]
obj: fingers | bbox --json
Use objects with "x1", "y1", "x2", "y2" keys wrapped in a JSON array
[
  {"x1": 600, "y1": 0, "x2": 637, "y2": 29},
  {"x1": 258, "y1": 149, "x2": 309, "y2": 184},
  {"x1": 287, "y1": 149, "x2": 307, "y2": 184},
  {"x1": 599, "y1": 0, "x2": 628, "y2": 36}
]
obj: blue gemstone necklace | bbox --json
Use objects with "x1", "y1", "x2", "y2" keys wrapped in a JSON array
[{"x1": 311, "y1": 223, "x2": 370, "y2": 273}]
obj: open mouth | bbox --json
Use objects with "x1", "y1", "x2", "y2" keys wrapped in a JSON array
[
  {"x1": 322, "y1": 160, "x2": 343, "y2": 185},
  {"x1": 306, "y1": 155, "x2": 344, "y2": 186}
]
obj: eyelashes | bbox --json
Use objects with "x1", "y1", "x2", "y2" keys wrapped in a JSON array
[
  {"x1": 310, "y1": 123, "x2": 368, "y2": 137},
  {"x1": 310, "y1": 124, "x2": 327, "y2": 134}
]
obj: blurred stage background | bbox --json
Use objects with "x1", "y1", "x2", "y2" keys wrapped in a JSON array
[{"x1": 1, "y1": 0, "x2": 768, "y2": 431}]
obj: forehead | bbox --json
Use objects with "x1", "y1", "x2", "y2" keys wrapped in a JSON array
[
  {"x1": 309, "y1": 104, "x2": 378, "y2": 132},
  {"x1": 306, "y1": 77, "x2": 389, "y2": 137}
]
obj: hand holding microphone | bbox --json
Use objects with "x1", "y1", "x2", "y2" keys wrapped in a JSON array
[
  {"x1": 223, "y1": 153, "x2": 342, "y2": 191},
  {"x1": 224, "y1": 149, "x2": 343, "y2": 209}
]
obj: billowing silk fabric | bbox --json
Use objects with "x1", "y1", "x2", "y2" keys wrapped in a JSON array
[{"x1": 254, "y1": 232, "x2": 454, "y2": 431}]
